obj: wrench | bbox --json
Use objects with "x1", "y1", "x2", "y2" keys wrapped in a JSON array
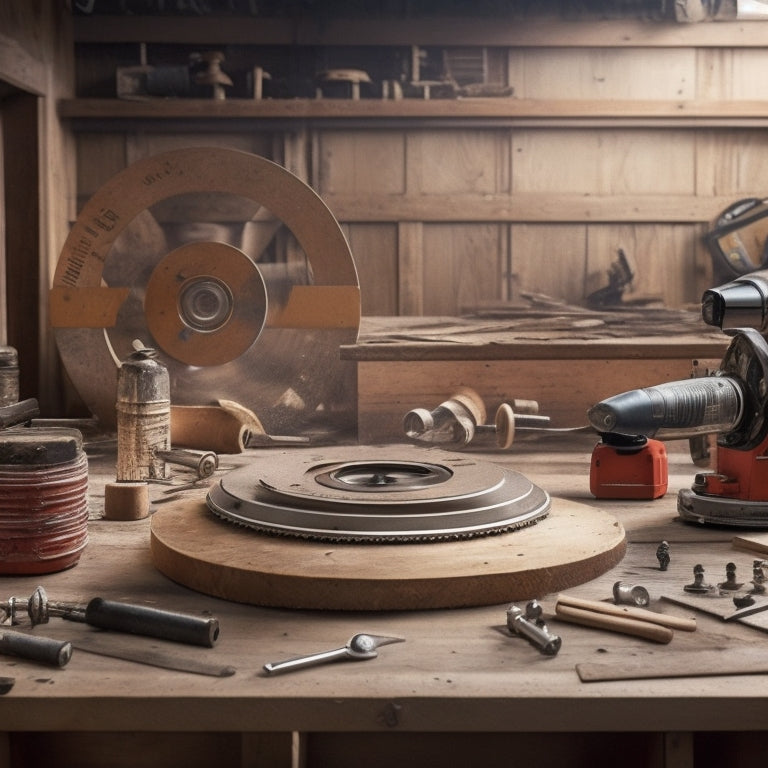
[{"x1": 263, "y1": 633, "x2": 404, "y2": 675}]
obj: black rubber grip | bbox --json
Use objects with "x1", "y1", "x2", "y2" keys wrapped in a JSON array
[
  {"x1": 84, "y1": 598, "x2": 219, "y2": 647},
  {"x1": 0, "y1": 630, "x2": 72, "y2": 667}
]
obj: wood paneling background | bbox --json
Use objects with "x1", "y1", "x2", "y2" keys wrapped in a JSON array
[{"x1": 66, "y1": 16, "x2": 768, "y2": 319}]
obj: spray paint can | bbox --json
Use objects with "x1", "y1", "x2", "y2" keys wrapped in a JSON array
[{"x1": 116, "y1": 346, "x2": 171, "y2": 482}]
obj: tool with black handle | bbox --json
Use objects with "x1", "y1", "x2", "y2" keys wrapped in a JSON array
[
  {"x1": 0, "y1": 630, "x2": 72, "y2": 667},
  {"x1": 5, "y1": 587, "x2": 220, "y2": 648},
  {"x1": 63, "y1": 598, "x2": 220, "y2": 648}
]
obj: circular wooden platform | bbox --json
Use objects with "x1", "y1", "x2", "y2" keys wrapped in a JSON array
[{"x1": 149, "y1": 496, "x2": 625, "y2": 610}]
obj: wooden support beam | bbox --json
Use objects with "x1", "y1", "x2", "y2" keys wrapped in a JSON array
[{"x1": 72, "y1": 16, "x2": 768, "y2": 48}]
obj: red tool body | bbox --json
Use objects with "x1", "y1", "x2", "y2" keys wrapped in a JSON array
[
  {"x1": 589, "y1": 327, "x2": 768, "y2": 525},
  {"x1": 590, "y1": 435, "x2": 668, "y2": 500}
]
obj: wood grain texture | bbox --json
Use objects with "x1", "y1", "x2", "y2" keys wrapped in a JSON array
[{"x1": 149, "y1": 496, "x2": 626, "y2": 610}]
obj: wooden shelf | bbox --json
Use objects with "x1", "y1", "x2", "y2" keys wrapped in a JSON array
[
  {"x1": 72, "y1": 15, "x2": 768, "y2": 48},
  {"x1": 59, "y1": 97, "x2": 768, "y2": 127}
]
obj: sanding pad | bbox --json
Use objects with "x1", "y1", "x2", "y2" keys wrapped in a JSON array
[{"x1": 150, "y1": 495, "x2": 625, "y2": 610}]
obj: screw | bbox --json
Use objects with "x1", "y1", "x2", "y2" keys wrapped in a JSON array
[{"x1": 506, "y1": 601, "x2": 562, "y2": 656}]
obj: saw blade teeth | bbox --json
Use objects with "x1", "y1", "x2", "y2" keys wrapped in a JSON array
[{"x1": 209, "y1": 503, "x2": 548, "y2": 544}]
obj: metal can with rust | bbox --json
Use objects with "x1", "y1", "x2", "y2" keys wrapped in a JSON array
[
  {"x1": 0, "y1": 346, "x2": 20, "y2": 406},
  {"x1": 116, "y1": 346, "x2": 171, "y2": 482}
]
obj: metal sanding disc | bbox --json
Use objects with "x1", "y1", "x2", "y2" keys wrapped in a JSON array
[
  {"x1": 206, "y1": 444, "x2": 551, "y2": 542},
  {"x1": 51, "y1": 148, "x2": 360, "y2": 435}
]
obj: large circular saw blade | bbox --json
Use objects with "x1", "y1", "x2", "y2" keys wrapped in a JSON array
[
  {"x1": 51, "y1": 148, "x2": 360, "y2": 435},
  {"x1": 206, "y1": 445, "x2": 551, "y2": 542}
]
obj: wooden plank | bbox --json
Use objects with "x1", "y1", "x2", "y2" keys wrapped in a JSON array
[
  {"x1": 317, "y1": 130, "x2": 405, "y2": 195},
  {"x1": 694, "y1": 129, "x2": 768, "y2": 197},
  {"x1": 323, "y1": 193, "x2": 735, "y2": 223},
  {"x1": 507, "y1": 48, "x2": 696, "y2": 100},
  {"x1": 577, "y1": 647, "x2": 768, "y2": 681},
  {"x1": 0, "y1": 32, "x2": 45, "y2": 94},
  {"x1": 0, "y1": 116, "x2": 5, "y2": 345},
  {"x1": 354, "y1": 357, "x2": 713, "y2": 443},
  {"x1": 406, "y1": 129, "x2": 510, "y2": 195},
  {"x1": 422, "y1": 224, "x2": 506, "y2": 315},
  {"x1": 344, "y1": 224, "x2": 398, "y2": 315},
  {"x1": 2, "y1": 92, "x2": 39, "y2": 402},
  {"x1": 57, "y1": 97, "x2": 768, "y2": 121},
  {"x1": 71, "y1": 16, "x2": 768, "y2": 48},
  {"x1": 149, "y1": 494, "x2": 626, "y2": 610},
  {"x1": 511, "y1": 225, "x2": 588, "y2": 306},
  {"x1": 585, "y1": 225, "x2": 702, "y2": 307},
  {"x1": 75, "y1": 133, "x2": 126, "y2": 200},
  {"x1": 512, "y1": 129, "x2": 695, "y2": 196},
  {"x1": 397, "y1": 222, "x2": 423, "y2": 315}
]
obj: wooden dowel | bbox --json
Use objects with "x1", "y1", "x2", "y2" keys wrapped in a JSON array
[
  {"x1": 556, "y1": 594, "x2": 696, "y2": 632},
  {"x1": 554, "y1": 603, "x2": 674, "y2": 644}
]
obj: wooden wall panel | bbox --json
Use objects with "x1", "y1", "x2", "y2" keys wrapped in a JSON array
[
  {"x1": 586, "y1": 224, "x2": 702, "y2": 306},
  {"x1": 506, "y1": 48, "x2": 696, "y2": 99},
  {"x1": 123, "y1": 132, "x2": 271, "y2": 167},
  {"x1": 511, "y1": 128, "x2": 695, "y2": 195},
  {"x1": 405, "y1": 130, "x2": 510, "y2": 194},
  {"x1": 510, "y1": 224, "x2": 588, "y2": 305},
  {"x1": 343, "y1": 223, "x2": 398, "y2": 315},
  {"x1": 64, "y1": 17, "x2": 768, "y2": 329},
  {"x1": 421, "y1": 223, "x2": 506, "y2": 314},
  {"x1": 695, "y1": 129, "x2": 768, "y2": 197},
  {"x1": 317, "y1": 130, "x2": 405, "y2": 194},
  {"x1": 730, "y1": 50, "x2": 768, "y2": 99},
  {"x1": 76, "y1": 132, "x2": 126, "y2": 199}
]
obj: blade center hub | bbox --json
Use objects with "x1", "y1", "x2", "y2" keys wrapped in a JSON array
[{"x1": 178, "y1": 277, "x2": 233, "y2": 332}]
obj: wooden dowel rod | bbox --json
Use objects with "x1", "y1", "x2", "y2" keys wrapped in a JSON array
[
  {"x1": 554, "y1": 603, "x2": 674, "y2": 644},
  {"x1": 556, "y1": 594, "x2": 696, "y2": 632}
]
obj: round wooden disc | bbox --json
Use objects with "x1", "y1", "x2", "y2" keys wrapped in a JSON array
[
  {"x1": 144, "y1": 241, "x2": 267, "y2": 367},
  {"x1": 149, "y1": 497, "x2": 626, "y2": 610}
]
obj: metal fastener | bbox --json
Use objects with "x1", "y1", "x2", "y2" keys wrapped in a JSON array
[
  {"x1": 506, "y1": 600, "x2": 562, "y2": 656},
  {"x1": 613, "y1": 581, "x2": 650, "y2": 607}
]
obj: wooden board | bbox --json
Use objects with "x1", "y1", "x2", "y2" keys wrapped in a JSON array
[
  {"x1": 576, "y1": 647, "x2": 768, "y2": 683},
  {"x1": 149, "y1": 496, "x2": 626, "y2": 611}
]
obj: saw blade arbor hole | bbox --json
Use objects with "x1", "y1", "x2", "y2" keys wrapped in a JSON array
[{"x1": 315, "y1": 461, "x2": 454, "y2": 493}]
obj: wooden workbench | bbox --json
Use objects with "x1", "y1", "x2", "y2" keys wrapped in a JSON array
[
  {"x1": 345, "y1": 310, "x2": 729, "y2": 443},
  {"x1": 1, "y1": 433, "x2": 767, "y2": 768}
]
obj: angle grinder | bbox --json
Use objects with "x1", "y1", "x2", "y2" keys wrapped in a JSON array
[{"x1": 588, "y1": 325, "x2": 768, "y2": 526}]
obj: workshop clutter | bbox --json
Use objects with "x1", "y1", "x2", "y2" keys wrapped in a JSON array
[{"x1": 113, "y1": 43, "x2": 513, "y2": 102}]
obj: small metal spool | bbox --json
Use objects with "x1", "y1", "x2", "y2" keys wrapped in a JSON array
[
  {"x1": 0, "y1": 427, "x2": 89, "y2": 575},
  {"x1": 116, "y1": 346, "x2": 171, "y2": 482},
  {"x1": 612, "y1": 581, "x2": 650, "y2": 607}
]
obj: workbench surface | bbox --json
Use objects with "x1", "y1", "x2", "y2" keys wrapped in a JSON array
[{"x1": 2, "y1": 433, "x2": 767, "y2": 767}]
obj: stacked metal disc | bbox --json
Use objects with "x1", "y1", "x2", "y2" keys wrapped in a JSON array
[
  {"x1": 0, "y1": 428, "x2": 89, "y2": 574},
  {"x1": 207, "y1": 445, "x2": 551, "y2": 543}
]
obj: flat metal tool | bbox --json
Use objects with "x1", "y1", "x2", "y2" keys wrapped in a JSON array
[
  {"x1": 263, "y1": 633, "x2": 404, "y2": 675},
  {"x1": 71, "y1": 636, "x2": 235, "y2": 677}
]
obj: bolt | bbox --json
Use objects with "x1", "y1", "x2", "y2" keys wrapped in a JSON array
[{"x1": 506, "y1": 601, "x2": 562, "y2": 656}]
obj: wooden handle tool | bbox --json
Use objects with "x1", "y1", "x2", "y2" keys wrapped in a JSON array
[
  {"x1": 556, "y1": 594, "x2": 696, "y2": 632},
  {"x1": 170, "y1": 405, "x2": 249, "y2": 454},
  {"x1": 554, "y1": 602, "x2": 674, "y2": 644}
]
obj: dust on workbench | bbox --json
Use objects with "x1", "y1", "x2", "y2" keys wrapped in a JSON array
[{"x1": 356, "y1": 294, "x2": 721, "y2": 344}]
